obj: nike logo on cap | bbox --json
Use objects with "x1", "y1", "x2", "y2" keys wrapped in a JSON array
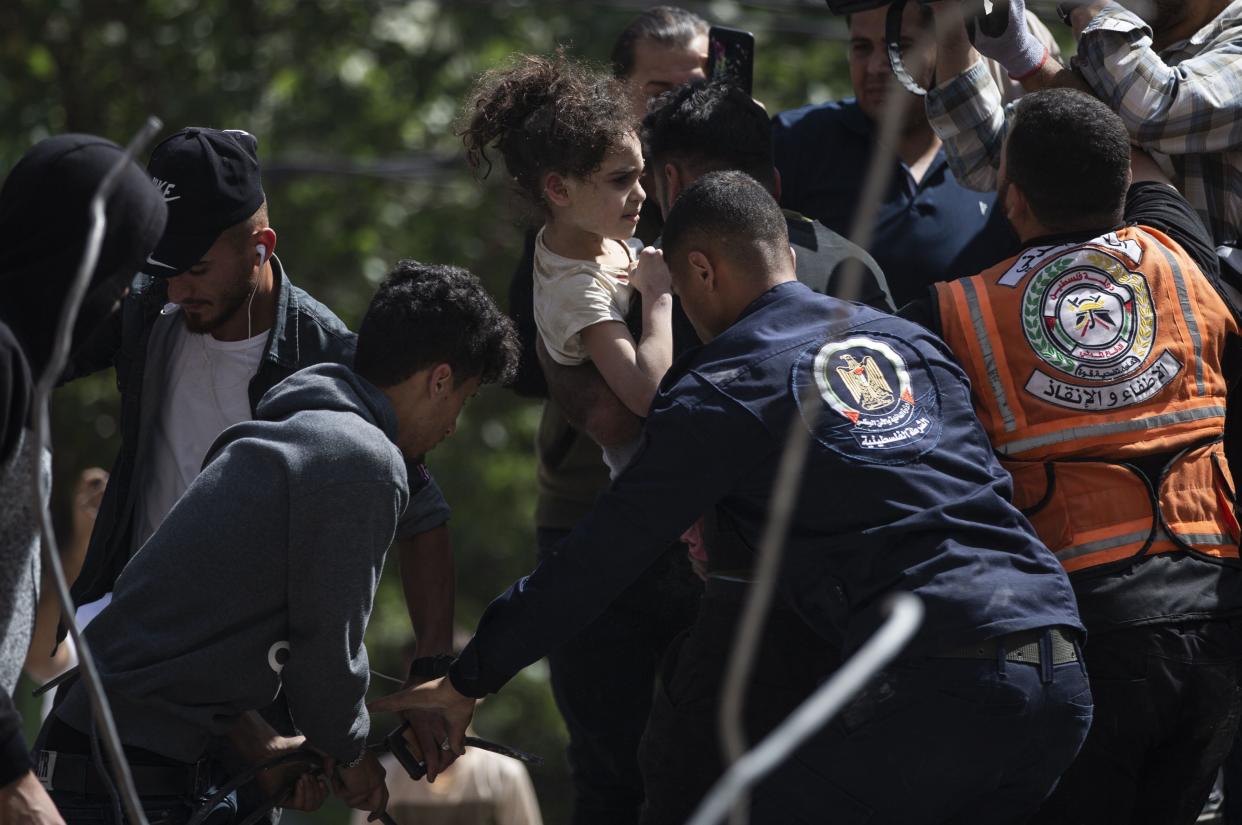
[
  {"x1": 145, "y1": 255, "x2": 176, "y2": 270},
  {"x1": 151, "y1": 177, "x2": 181, "y2": 203}
]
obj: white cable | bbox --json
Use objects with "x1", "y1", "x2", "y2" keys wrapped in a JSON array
[
  {"x1": 715, "y1": 15, "x2": 943, "y2": 825},
  {"x1": 715, "y1": 37, "x2": 928, "y2": 825},
  {"x1": 30, "y1": 116, "x2": 163, "y2": 825},
  {"x1": 690, "y1": 593, "x2": 923, "y2": 825}
]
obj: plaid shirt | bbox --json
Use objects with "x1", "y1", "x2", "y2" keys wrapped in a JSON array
[{"x1": 927, "y1": 2, "x2": 1242, "y2": 244}]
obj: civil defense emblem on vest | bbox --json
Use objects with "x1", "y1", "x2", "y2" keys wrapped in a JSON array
[{"x1": 1021, "y1": 248, "x2": 1180, "y2": 411}]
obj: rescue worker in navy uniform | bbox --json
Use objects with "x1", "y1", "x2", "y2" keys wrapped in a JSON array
[
  {"x1": 374, "y1": 171, "x2": 1093, "y2": 824},
  {"x1": 908, "y1": 84, "x2": 1242, "y2": 825}
]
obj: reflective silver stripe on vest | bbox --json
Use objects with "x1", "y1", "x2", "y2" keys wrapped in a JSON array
[
  {"x1": 998, "y1": 405, "x2": 1227, "y2": 455},
  {"x1": 1144, "y1": 229, "x2": 1206, "y2": 396},
  {"x1": 1173, "y1": 533, "x2": 1234, "y2": 546},
  {"x1": 1055, "y1": 530, "x2": 1150, "y2": 563},
  {"x1": 961, "y1": 278, "x2": 1017, "y2": 432}
]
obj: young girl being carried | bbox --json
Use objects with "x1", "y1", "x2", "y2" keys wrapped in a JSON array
[{"x1": 461, "y1": 53, "x2": 672, "y2": 476}]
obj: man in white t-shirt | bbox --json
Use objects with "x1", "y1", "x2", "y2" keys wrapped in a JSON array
[{"x1": 59, "y1": 127, "x2": 458, "y2": 701}]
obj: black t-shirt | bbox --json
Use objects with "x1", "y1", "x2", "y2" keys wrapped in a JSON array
[{"x1": 901, "y1": 182, "x2": 1242, "y2": 633}]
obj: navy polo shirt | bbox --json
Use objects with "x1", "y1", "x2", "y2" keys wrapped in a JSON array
[
  {"x1": 773, "y1": 99, "x2": 1017, "y2": 307},
  {"x1": 449, "y1": 281, "x2": 1082, "y2": 698}
]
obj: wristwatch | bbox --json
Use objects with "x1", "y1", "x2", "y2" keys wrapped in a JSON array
[
  {"x1": 407, "y1": 654, "x2": 455, "y2": 685},
  {"x1": 1056, "y1": 2, "x2": 1089, "y2": 27}
]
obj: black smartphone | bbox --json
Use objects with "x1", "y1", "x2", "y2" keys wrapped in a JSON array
[{"x1": 707, "y1": 25, "x2": 755, "y2": 97}]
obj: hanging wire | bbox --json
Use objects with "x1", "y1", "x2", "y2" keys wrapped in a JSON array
[
  {"x1": 690, "y1": 593, "x2": 923, "y2": 825},
  {"x1": 29, "y1": 115, "x2": 164, "y2": 825},
  {"x1": 713, "y1": 2, "x2": 990, "y2": 818}
]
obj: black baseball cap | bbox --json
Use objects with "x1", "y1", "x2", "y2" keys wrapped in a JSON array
[{"x1": 143, "y1": 127, "x2": 265, "y2": 277}]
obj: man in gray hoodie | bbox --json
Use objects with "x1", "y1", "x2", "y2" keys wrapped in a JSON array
[{"x1": 36, "y1": 261, "x2": 518, "y2": 822}]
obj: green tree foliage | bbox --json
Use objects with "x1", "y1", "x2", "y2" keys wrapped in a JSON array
[{"x1": 3, "y1": 1, "x2": 858, "y2": 821}]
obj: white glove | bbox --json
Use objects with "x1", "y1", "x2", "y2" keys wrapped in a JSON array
[{"x1": 973, "y1": 0, "x2": 1048, "y2": 79}]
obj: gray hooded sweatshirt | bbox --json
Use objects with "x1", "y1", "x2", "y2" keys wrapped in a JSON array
[{"x1": 55, "y1": 362, "x2": 408, "y2": 764}]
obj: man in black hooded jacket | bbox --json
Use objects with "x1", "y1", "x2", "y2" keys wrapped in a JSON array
[{"x1": 0, "y1": 133, "x2": 167, "y2": 824}]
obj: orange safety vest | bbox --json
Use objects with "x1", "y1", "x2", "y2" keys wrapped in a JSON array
[{"x1": 937, "y1": 226, "x2": 1240, "y2": 574}]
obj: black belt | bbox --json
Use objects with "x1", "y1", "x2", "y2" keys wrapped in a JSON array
[
  {"x1": 34, "y1": 749, "x2": 208, "y2": 799},
  {"x1": 932, "y1": 626, "x2": 1079, "y2": 666}
]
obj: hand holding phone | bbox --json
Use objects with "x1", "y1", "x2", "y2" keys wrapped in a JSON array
[{"x1": 708, "y1": 26, "x2": 755, "y2": 97}]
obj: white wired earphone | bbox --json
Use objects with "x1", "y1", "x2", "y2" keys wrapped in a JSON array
[
  {"x1": 246, "y1": 243, "x2": 266, "y2": 340},
  {"x1": 159, "y1": 243, "x2": 269, "y2": 321}
]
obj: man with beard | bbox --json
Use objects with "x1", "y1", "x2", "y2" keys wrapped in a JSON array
[{"x1": 60, "y1": 128, "x2": 457, "y2": 673}]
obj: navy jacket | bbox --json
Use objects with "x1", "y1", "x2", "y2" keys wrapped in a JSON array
[
  {"x1": 773, "y1": 99, "x2": 1017, "y2": 307},
  {"x1": 449, "y1": 281, "x2": 1082, "y2": 697},
  {"x1": 64, "y1": 257, "x2": 449, "y2": 612}
]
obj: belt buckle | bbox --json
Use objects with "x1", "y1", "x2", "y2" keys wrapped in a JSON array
[{"x1": 34, "y1": 750, "x2": 57, "y2": 791}]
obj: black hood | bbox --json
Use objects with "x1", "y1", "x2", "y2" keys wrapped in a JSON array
[{"x1": 0, "y1": 133, "x2": 167, "y2": 378}]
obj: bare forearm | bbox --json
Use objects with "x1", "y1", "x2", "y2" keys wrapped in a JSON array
[
  {"x1": 23, "y1": 581, "x2": 70, "y2": 682},
  {"x1": 1018, "y1": 60, "x2": 1070, "y2": 91},
  {"x1": 635, "y1": 292, "x2": 673, "y2": 395},
  {"x1": 225, "y1": 711, "x2": 284, "y2": 765},
  {"x1": 397, "y1": 527, "x2": 455, "y2": 658},
  {"x1": 932, "y1": 1, "x2": 980, "y2": 82}
]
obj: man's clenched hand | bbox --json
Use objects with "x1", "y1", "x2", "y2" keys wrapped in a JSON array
[{"x1": 332, "y1": 751, "x2": 388, "y2": 813}]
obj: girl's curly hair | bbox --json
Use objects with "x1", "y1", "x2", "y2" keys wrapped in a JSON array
[{"x1": 459, "y1": 52, "x2": 635, "y2": 209}]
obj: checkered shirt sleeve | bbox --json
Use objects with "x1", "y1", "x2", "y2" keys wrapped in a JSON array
[
  {"x1": 925, "y1": 59, "x2": 1010, "y2": 193},
  {"x1": 1075, "y1": 2, "x2": 1242, "y2": 241},
  {"x1": 1075, "y1": 3, "x2": 1242, "y2": 156}
]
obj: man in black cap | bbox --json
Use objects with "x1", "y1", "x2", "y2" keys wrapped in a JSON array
[
  {"x1": 58, "y1": 127, "x2": 459, "y2": 678},
  {"x1": 0, "y1": 133, "x2": 167, "y2": 824}
]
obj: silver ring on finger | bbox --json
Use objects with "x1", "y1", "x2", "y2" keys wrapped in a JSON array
[{"x1": 439, "y1": 737, "x2": 452, "y2": 752}]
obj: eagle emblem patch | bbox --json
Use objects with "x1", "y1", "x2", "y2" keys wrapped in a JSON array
[{"x1": 795, "y1": 334, "x2": 941, "y2": 464}]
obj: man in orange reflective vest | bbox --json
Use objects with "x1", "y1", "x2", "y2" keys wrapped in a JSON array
[{"x1": 903, "y1": 86, "x2": 1242, "y2": 824}]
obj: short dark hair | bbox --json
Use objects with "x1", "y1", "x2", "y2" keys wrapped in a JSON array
[
  {"x1": 661, "y1": 170, "x2": 790, "y2": 273},
  {"x1": 1005, "y1": 89, "x2": 1131, "y2": 233},
  {"x1": 354, "y1": 261, "x2": 519, "y2": 388},
  {"x1": 459, "y1": 52, "x2": 633, "y2": 211},
  {"x1": 642, "y1": 80, "x2": 776, "y2": 191},
  {"x1": 611, "y1": 6, "x2": 709, "y2": 79}
]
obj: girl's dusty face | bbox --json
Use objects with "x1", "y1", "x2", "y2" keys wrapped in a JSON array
[{"x1": 559, "y1": 131, "x2": 646, "y2": 241}]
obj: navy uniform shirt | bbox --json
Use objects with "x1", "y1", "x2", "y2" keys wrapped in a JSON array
[
  {"x1": 450, "y1": 281, "x2": 1082, "y2": 697},
  {"x1": 773, "y1": 99, "x2": 1017, "y2": 307}
]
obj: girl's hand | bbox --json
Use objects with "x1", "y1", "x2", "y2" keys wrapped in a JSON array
[{"x1": 629, "y1": 247, "x2": 671, "y2": 299}]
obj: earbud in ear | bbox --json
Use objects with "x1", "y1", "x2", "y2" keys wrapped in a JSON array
[{"x1": 256, "y1": 244, "x2": 267, "y2": 265}]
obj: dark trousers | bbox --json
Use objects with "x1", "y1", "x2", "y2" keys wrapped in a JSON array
[
  {"x1": 752, "y1": 644, "x2": 1092, "y2": 824},
  {"x1": 536, "y1": 527, "x2": 700, "y2": 825},
  {"x1": 638, "y1": 581, "x2": 836, "y2": 825},
  {"x1": 34, "y1": 715, "x2": 236, "y2": 825},
  {"x1": 1034, "y1": 620, "x2": 1242, "y2": 825}
]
